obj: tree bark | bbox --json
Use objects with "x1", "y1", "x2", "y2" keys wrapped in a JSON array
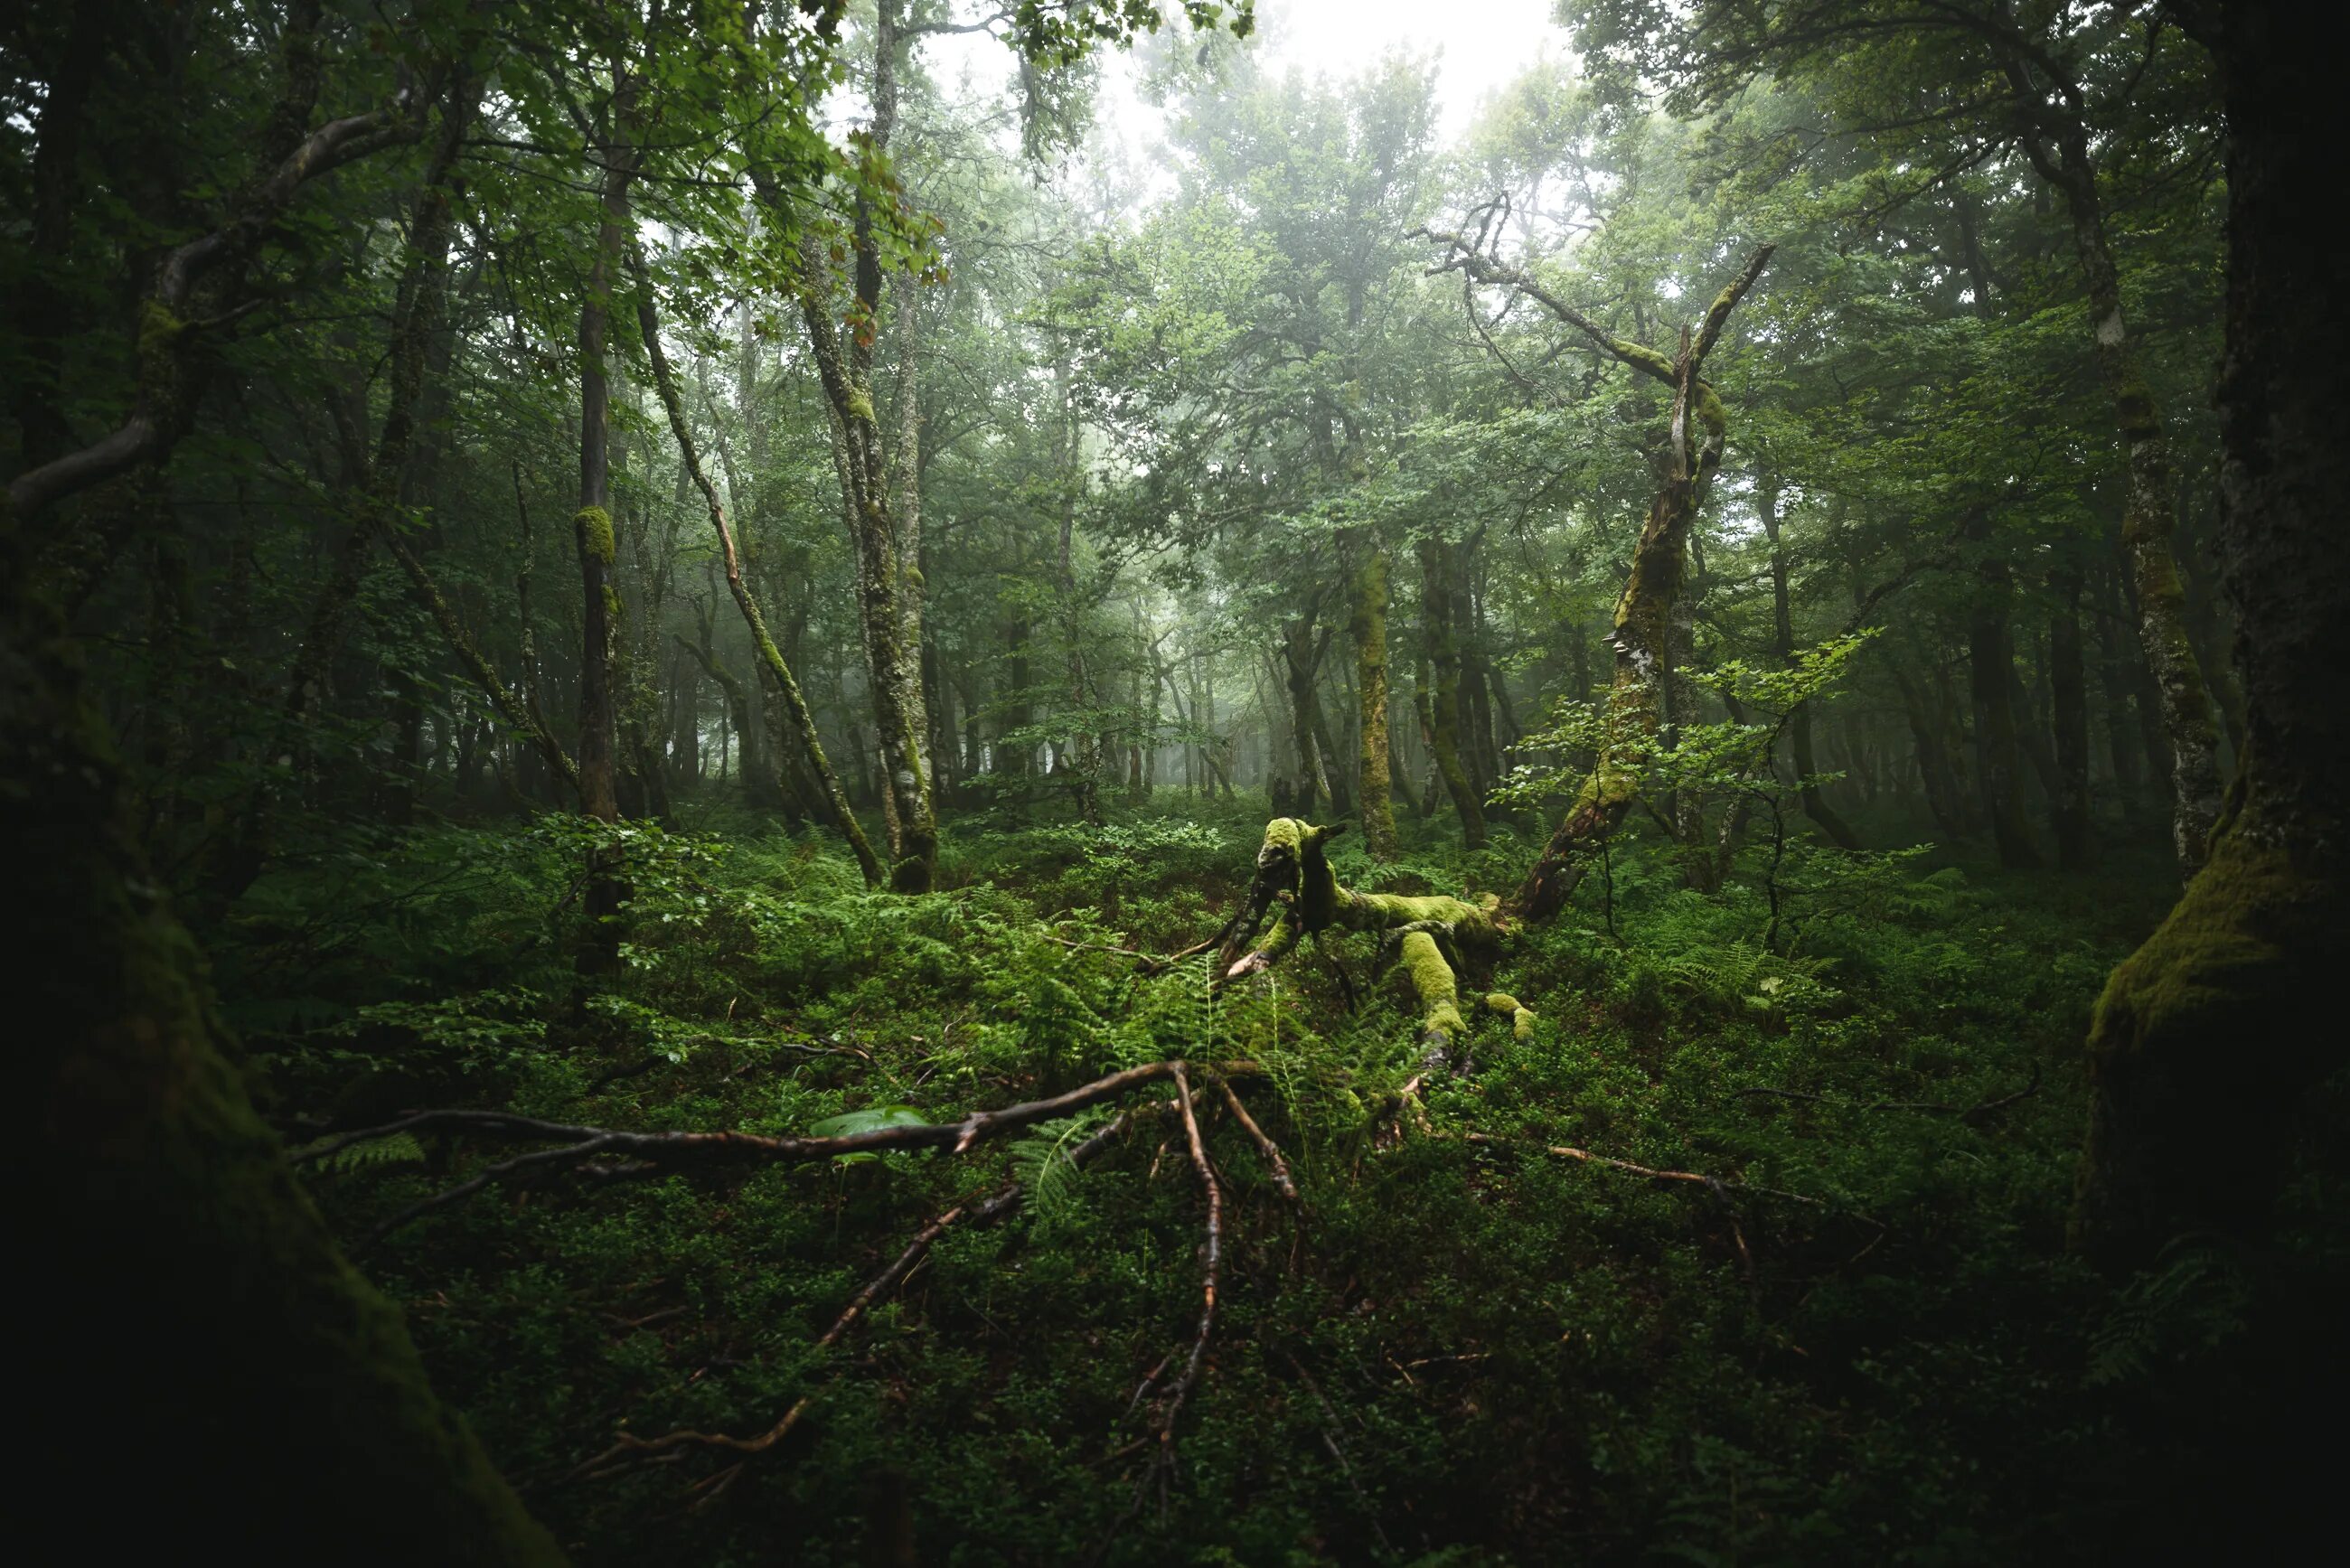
[
  {"x1": 2009, "y1": 93, "x2": 2223, "y2": 873},
  {"x1": 2074, "y1": 0, "x2": 2349, "y2": 1264},
  {"x1": 634, "y1": 249, "x2": 881, "y2": 885}
]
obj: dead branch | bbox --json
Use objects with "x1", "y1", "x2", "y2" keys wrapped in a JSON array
[
  {"x1": 309, "y1": 1061, "x2": 1261, "y2": 1237},
  {"x1": 1457, "y1": 1131, "x2": 1856, "y2": 1220},
  {"x1": 1209, "y1": 1069, "x2": 1298, "y2": 1202}
]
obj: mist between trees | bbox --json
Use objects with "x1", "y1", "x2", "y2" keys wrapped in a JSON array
[{"x1": 5, "y1": 2, "x2": 2340, "y2": 1563}]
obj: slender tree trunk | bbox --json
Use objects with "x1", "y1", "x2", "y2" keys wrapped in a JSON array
[
  {"x1": 1966, "y1": 526, "x2": 2042, "y2": 869},
  {"x1": 571, "y1": 80, "x2": 638, "y2": 971},
  {"x1": 2016, "y1": 115, "x2": 2223, "y2": 872},
  {"x1": 1276, "y1": 615, "x2": 1324, "y2": 820},
  {"x1": 634, "y1": 249, "x2": 881, "y2": 884},
  {"x1": 2091, "y1": 552, "x2": 2145, "y2": 801},
  {"x1": 1348, "y1": 540, "x2": 1397, "y2": 856},
  {"x1": 1760, "y1": 476, "x2": 1860, "y2": 848},
  {"x1": 2048, "y1": 566, "x2": 2094, "y2": 870},
  {"x1": 1417, "y1": 540, "x2": 1487, "y2": 849}
]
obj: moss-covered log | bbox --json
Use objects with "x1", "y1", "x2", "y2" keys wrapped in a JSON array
[{"x1": 1224, "y1": 818, "x2": 1529, "y2": 1063}]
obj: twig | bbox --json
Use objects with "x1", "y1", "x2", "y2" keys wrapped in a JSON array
[
  {"x1": 1208, "y1": 1069, "x2": 1297, "y2": 1202},
  {"x1": 1458, "y1": 1131, "x2": 1839, "y2": 1214}
]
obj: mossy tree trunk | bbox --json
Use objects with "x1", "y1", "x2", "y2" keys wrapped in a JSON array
[
  {"x1": 2074, "y1": 0, "x2": 2348, "y2": 1264},
  {"x1": 572, "y1": 68, "x2": 638, "y2": 970},
  {"x1": 754, "y1": 3, "x2": 935, "y2": 892},
  {"x1": 1997, "y1": 57, "x2": 2223, "y2": 875},
  {"x1": 1499, "y1": 244, "x2": 1773, "y2": 919},
  {"x1": 3, "y1": 553, "x2": 564, "y2": 1559}
]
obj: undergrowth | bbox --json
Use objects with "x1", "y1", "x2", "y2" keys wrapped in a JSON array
[{"x1": 212, "y1": 797, "x2": 2231, "y2": 1564}]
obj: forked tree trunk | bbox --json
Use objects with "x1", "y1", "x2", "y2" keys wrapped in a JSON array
[{"x1": 1509, "y1": 246, "x2": 1773, "y2": 918}]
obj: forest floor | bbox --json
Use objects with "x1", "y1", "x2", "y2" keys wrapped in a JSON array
[{"x1": 219, "y1": 796, "x2": 2206, "y2": 1564}]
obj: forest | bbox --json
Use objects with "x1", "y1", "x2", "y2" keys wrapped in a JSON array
[{"x1": 5, "y1": 0, "x2": 2339, "y2": 1562}]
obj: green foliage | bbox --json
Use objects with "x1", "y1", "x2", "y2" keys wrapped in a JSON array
[{"x1": 228, "y1": 800, "x2": 2199, "y2": 1563}]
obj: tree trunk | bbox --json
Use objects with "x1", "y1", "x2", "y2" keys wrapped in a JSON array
[
  {"x1": 1277, "y1": 615, "x2": 1325, "y2": 820},
  {"x1": 1348, "y1": 540, "x2": 1398, "y2": 858},
  {"x1": 2075, "y1": 2, "x2": 2349, "y2": 1264},
  {"x1": 5, "y1": 529, "x2": 560, "y2": 1565},
  {"x1": 2017, "y1": 112, "x2": 2223, "y2": 873},
  {"x1": 2048, "y1": 566, "x2": 2094, "y2": 871},
  {"x1": 1966, "y1": 530, "x2": 2042, "y2": 869},
  {"x1": 1511, "y1": 251, "x2": 1773, "y2": 917},
  {"x1": 1760, "y1": 476, "x2": 1860, "y2": 848},
  {"x1": 1417, "y1": 540, "x2": 1487, "y2": 850},
  {"x1": 571, "y1": 79, "x2": 637, "y2": 971},
  {"x1": 634, "y1": 249, "x2": 881, "y2": 884}
]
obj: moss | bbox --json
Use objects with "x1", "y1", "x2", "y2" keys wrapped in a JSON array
[
  {"x1": 573, "y1": 506, "x2": 616, "y2": 565},
  {"x1": 137, "y1": 298, "x2": 187, "y2": 362},
  {"x1": 1483, "y1": 991, "x2": 1536, "y2": 1041},
  {"x1": 2074, "y1": 827, "x2": 2339, "y2": 1260},
  {"x1": 845, "y1": 389, "x2": 877, "y2": 424},
  {"x1": 1397, "y1": 929, "x2": 1465, "y2": 1042},
  {"x1": 1233, "y1": 817, "x2": 1528, "y2": 1056}
]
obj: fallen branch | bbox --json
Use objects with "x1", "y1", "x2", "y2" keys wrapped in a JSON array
[
  {"x1": 308, "y1": 1061, "x2": 1255, "y2": 1239},
  {"x1": 1209, "y1": 1068, "x2": 1297, "y2": 1202},
  {"x1": 1457, "y1": 1131, "x2": 1856, "y2": 1220}
]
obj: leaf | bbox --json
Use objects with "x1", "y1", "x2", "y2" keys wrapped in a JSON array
[{"x1": 807, "y1": 1104, "x2": 930, "y2": 1138}]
